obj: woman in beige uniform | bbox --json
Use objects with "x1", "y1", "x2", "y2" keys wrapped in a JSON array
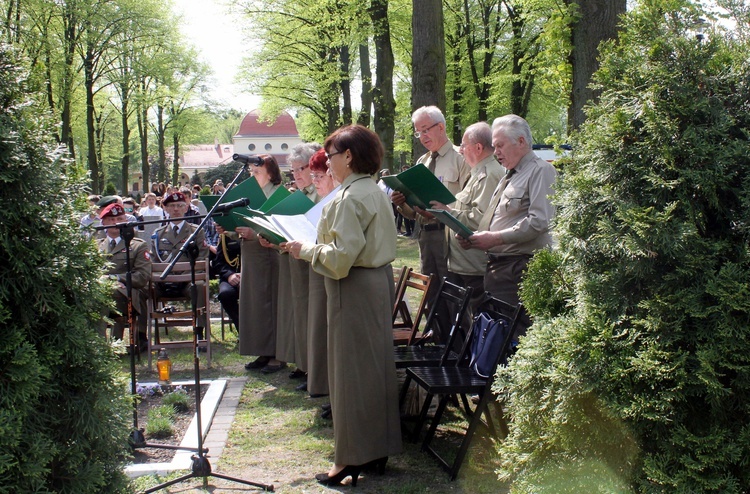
[
  {"x1": 306, "y1": 149, "x2": 338, "y2": 399},
  {"x1": 236, "y1": 155, "x2": 283, "y2": 373},
  {"x1": 285, "y1": 125, "x2": 402, "y2": 486}
]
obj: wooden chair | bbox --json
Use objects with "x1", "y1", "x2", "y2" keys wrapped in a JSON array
[
  {"x1": 393, "y1": 278, "x2": 473, "y2": 369},
  {"x1": 146, "y1": 261, "x2": 212, "y2": 369},
  {"x1": 399, "y1": 295, "x2": 523, "y2": 479},
  {"x1": 392, "y1": 269, "x2": 434, "y2": 345}
]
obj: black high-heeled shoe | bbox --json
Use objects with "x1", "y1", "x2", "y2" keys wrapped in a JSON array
[
  {"x1": 315, "y1": 465, "x2": 362, "y2": 487},
  {"x1": 362, "y1": 457, "x2": 388, "y2": 475}
]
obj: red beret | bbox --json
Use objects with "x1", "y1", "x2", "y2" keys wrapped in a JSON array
[
  {"x1": 162, "y1": 192, "x2": 185, "y2": 205},
  {"x1": 99, "y1": 203, "x2": 125, "y2": 219}
]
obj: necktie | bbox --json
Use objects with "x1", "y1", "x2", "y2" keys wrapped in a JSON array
[
  {"x1": 478, "y1": 168, "x2": 516, "y2": 232},
  {"x1": 428, "y1": 151, "x2": 439, "y2": 174},
  {"x1": 109, "y1": 239, "x2": 116, "y2": 252},
  {"x1": 173, "y1": 225, "x2": 180, "y2": 236}
]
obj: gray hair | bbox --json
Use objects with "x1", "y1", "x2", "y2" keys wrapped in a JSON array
[
  {"x1": 463, "y1": 122, "x2": 492, "y2": 149},
  {"x1": 412, "y1": 106, "x2": 446, "y2": 126},
  {"x1": 492, "y1": 114, "x2": 533, "y2": 150},
  {"x1": 288, "y1": 142, "x2": 322, "y2": 166}
]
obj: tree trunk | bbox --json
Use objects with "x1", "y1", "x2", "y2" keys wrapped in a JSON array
[
  {"x1": 156, "y1": 104, "x2": 166, "y2": 182},
  {"x1": 120, "y1": 85, "x2": 131, "y2": 196},
  {"x1": 137, "y1": 78, "x2": 150, "y2": 192},
  {"x1": 339, "y1": 45, "x2": 352, "y2": 125},
  {"x1": 370, "y1": 0, "x2": 396, "y2": 171},
  {"x1": 84, "y1": 52, "x2": 100, "y2": 193},
  {"x1": 412, "y1": 0, "x2": 446, "y2": 159},
  {"x1": 357, "y1": 41, "x2": 372, "y2": 127},
  {"x1": 567, "y1": 0, "x2": 625, "y2": 130},
  {"x1": 171, "y1": 133, "x2": 180, "y2": 185}
]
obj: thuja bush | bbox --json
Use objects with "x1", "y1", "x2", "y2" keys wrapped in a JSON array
[
  {"x1": 0, "y1": 45, "x2": 131, "y2": 493},
  {"x1": 498, "y1": 3, "x2": 750, "y2": 493}
]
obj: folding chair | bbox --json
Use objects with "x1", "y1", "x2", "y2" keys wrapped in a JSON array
[
  {"x1": 400, "y1": 295, "x2": 523, "y2": 479},
  {"x1": 147, "y1": 261, "x2": 212, "y2": 369},
  {"x1": 393, "y1": 278, "x2": 472, "y2": 368},
  {"x1": 392, "y1": 269, "x2": 434, "y2": 345}
]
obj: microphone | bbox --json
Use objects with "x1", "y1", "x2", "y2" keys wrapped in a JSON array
[
  {"x1": 213, "y1": 197, "x2": 250, "y2": 213},
  {"x1": 233, "y1": 154, "x2": 264, "y2": 165}
]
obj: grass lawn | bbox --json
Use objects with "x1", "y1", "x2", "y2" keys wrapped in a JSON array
[{"x1": 128, "y1": 235, "x2": 510, "y2": 493}]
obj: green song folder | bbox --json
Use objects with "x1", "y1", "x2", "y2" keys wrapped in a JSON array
[
  {"x1": 381, "y1": 163, "x2": 456, "y2": 210},
  {"x1": 426, "y1": 209, "x2": 475, "y2": 238}
]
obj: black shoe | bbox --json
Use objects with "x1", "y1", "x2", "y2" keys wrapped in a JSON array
[
  {"x1": 315, "y1": 465, "x2": 362, "y2": 487},
  {"x1": 295, "y1": 381, "x2": 308, "y2": 392},
  {"x1": 260, "y1": 362, "x2": 287, "y2": 374},
  {"x1": 288, "y1": 368, "x2": 306, "y2": 379},
  {"x1": 244, "y1": 356, "x2": 270, "y2": 370},
  {"x1": 309, "y1": 393, "x2": 328, "y2": 399},
  {"x1": 321, "y1": 403, "x2": 331, "y2": 411},
  {"x1": 321, "y1": 408, "x2": 332, "y2": 420},
  {"x1": 362, "y1": 457, "x2": 388, "y2": 475}
]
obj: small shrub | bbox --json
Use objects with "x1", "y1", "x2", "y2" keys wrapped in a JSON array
[
  {"x1": 162, "y1": 388, "x2": 190, "y2": 413},
  {"x1": 145, "y1": 406, "x2": 175, "y2": 438}
]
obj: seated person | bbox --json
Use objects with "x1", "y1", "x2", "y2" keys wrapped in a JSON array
[
  {"x1": 150, "y1": 192, "x2": 210, "y2": 340},
  {"x1": 213, "y1": 225, "x2": 241, "y2": 328},
  {"x1": 97, "y1": 203, "x2": 151, "y2": 351}
]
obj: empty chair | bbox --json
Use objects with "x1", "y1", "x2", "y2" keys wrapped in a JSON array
[
  {"x1": 392, "y1": 269, "x2": 434, "y2": 345},
  {"x1": 147, "y1": 261, "x2": 212, "y2": 369},
  {"x1": 399, "y1": 295, "x2": 523, "y2": 479},
  {"x1": 393, "y1": 278, "x2": 472, "y2": 368}
]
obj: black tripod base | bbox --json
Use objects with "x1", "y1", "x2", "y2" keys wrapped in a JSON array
[
  {"x1": 129, "y1": 429, "x2": 147, "y2": 449},
  {"x1": 141, "y1": 454, "x2": 274, "y2": 493}
]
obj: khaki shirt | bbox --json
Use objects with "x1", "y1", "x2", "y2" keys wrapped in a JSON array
[
  {"x1": 151, "y1": 220, "x2": 209, "y2": 262},
  {"x1": 399, "y1": 139, "x2": 470, "y2": 221},
  {"x1": 483, "y1": 151, "x2": 557, "y2": 255},
  {"x1": 302, "y1": 182, "x2": 320, "y2": 203},
  {"x1": 98, "y1": 236, "x2": 151, "y2": 289},
  {"x1": 299, "y1": 173, "x2": 397, "y2": 280},
  {"x1": 446, "y1": 154, "x2": 503, "y2": 275}
]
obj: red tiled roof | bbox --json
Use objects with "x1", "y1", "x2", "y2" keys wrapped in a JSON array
[
  {"x1": 235, "y1": 109, "x2": 299, "y2": 137},
  {"x1": 181, "y1": 144, "x2": 235, "y2": 167}
]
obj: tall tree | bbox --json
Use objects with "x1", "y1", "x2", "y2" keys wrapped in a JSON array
[
  {"x1": 411, "y1": 0, "x2": 446, "y2": 157},
  {"x1": 566, "y1": 0, "x2": 626, "y2": 130},
  {"x1": 370, "y1": 0, "x2": 396, "y2": 170}
]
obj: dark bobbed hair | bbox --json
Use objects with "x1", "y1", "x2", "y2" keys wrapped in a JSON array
[
  {"x1": 309, "y1": 148, "x2": 329, "y2": 173},
  {"x1": 323, "y1": 124, "x2": 383, "y2": 175},
  {"x1": 260, "y1": 154, "x2": 283, "y2": 185}
]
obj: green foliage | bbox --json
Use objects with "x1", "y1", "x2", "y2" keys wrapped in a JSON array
[
  {"x1": 104, "y1": 182, "x2": 117, "y2": 195},
  {"x1": 202, "y1": 161, "x2": 246, "y2": 191},
  {"x1": 162, "y1": 388, "x2": 190, "y2": 413},
  {"x1": 498, "y1": 2, "x2": 750, "y2": 492},
  {"x1": 145, "y1": 406, "x2": 175, "y2": 438},
  {"x1": 0, "y1": 45, "x2": 131, "y2": 493}
]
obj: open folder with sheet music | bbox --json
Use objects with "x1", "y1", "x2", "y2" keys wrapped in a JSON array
[
  {"x1": 200, "y1": 177, "x2": 291, "y2": 231},
  {"x1": 234, "y1": 186, "x2": 341, "y2": 245}
]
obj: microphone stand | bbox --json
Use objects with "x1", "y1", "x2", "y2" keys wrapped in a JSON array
[
  {"x1": 144, "y1": 163, "x2": 274, "y2": 492},
  {"x1": 94, "y1": 219, "x2": 206, "y2": 455}
]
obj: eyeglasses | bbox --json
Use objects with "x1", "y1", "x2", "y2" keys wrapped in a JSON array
[
  {"x1": 311, "y1": 173, "x2": 328, "y2": 180},
  {"x1": 413, "y1": 122, "x2": 440, "y2": 138},
  {"x1": 325, "y1": 151, "x2": 343, "y2": 160},
  {"x1": 291, "y1": 164, "x2": 309, "y2": 173}
]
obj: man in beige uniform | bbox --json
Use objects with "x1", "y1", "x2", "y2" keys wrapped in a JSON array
[
  {"x1": 392, "y1": 106, "x2": 470, "y2": 341},
  {"x1": 430, "y1": 122, "x2": 503, "y2": 335},
  {"x1": 458, "y1": 114, "x2": 557, "y2": 338}
]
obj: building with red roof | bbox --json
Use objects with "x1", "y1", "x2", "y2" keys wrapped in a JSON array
[{"x1": 233, "y1": 109, "x2": 302, "y2": 171}]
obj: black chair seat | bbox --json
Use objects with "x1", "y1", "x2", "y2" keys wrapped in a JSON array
[
  {"x1": 407, "y1": 366, "x2": 487, "y2": 395},
  {"x1": 394, "y1": 346, "x2": 458, "y2": 368}
]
